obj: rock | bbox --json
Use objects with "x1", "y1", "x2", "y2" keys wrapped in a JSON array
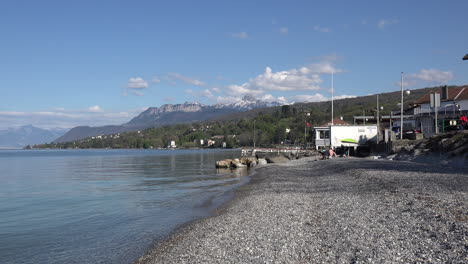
[
  {"x1": 215, "y1": 159, "x2": 232, "y2": 168},
  {"x1": 231, "y1": 161, "x2": 247, "y2": 168},
  {"x1": 240, "y1": 157, "x2": 258, "y2": 167},
  {"x1": 265, "y1": 155, "x2": 289, "y2": 164},
  {"x1": 413, "y1": 149, "x2": 421, "y2": 156},
  {"x1": 257, "y1": 158, "x2": 268, "y2": 165},
  {"x1": 440, "y1": 160, "x2": 449, "y2": 165}
]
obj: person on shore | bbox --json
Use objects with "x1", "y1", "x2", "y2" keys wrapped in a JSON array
[
  {"x1": 328, "y1": 148, "x2": 337, "y2": 159},
  {"x1": 320, "y1": 149, "x2": 329, "y2": 160},
  {"x1": 459, "y1": 114, "x2": 467, "y2": 130}
]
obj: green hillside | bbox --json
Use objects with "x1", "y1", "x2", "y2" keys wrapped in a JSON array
[{"x1": 30, "y1": 85, "x2": 456, "y2": 149}]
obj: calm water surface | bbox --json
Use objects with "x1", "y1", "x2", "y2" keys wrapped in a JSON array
[{"x1": 0, "y1": 149, "x2": 245, "y2": 264}]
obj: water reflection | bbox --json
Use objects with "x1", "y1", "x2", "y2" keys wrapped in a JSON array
[{"x1": 216, "y1": 167, "x2": 250, "y2": 178}]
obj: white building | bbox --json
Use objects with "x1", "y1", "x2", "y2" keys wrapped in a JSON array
[{"x1": 169, "y1": 140, "x2": 176, "y2": 148}]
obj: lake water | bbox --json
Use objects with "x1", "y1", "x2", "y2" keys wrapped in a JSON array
[{"x1": 0, "y1": 149, "x2": 246, "y2": 264}]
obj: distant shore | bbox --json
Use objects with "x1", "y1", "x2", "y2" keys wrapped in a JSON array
[{"x1": 135, "y1": 157, "x2": 468, "y2": 263}]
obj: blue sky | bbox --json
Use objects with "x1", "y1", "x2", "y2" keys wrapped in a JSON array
[{"x1": 1, "y1": 0, "x2": 467, "y2": 128}]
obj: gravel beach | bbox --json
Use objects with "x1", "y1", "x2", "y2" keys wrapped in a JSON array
[{"x1": 136, "y1": 158, "x2": 468, "y2": 263}]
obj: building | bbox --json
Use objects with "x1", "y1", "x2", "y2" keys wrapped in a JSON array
[
  {"x1": 168, "y1": 140, "x2": 176, "y2": 148},
  {"x1": 313, "y1": 119, "x2": 351, "y2": 149},
  {"x1": 411, "y1": 85, "x2": 468, "y2": 136}
]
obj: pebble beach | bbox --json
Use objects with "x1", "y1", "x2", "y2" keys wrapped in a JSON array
[{"x1": 136, "y1": 157, "x2": 468, "y2": 263}]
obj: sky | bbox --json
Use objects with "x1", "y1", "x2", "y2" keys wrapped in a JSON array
[{"x1": 1, "y1": 0, "x2": 467, "y2": 129}]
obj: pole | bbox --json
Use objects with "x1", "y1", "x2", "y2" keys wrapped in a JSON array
[
  {"x1": 400, "y1": 72, "x2": 404, "y2": 140},
  {"x1": 377, "y1": 94, "x2": 380, "y2": 141},
  {"x1": 253, "y1": 119, "x2": 256, "y2": 149},
  {"x1": 331, "y1": 71, "x2": 334, "y2": 125},
  {"x1": 435, "y1": 105, "x2": 438, "y2": 134},
  {"x1": 304, "y1": 118, "x2": 307, "y2": 145},
  {"x1": 363, "y1": 109, "x2": 365, "y2": 125}
]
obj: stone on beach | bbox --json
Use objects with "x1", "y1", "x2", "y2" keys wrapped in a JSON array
[{"x1": 265, "y1": 155, "x2": 289, "y2": 163}]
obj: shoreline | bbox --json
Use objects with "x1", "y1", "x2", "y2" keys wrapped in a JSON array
[
  {"x1": 133, "y1": 162, "x2": 265, "y2": 264},
  {"x1": 134, "y1": 157, "x2": 467, "y2": 263}
]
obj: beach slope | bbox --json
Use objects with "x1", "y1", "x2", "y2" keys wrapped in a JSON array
[{"x1": 137, "y1": 158, "x2": 468, "y2": 263}]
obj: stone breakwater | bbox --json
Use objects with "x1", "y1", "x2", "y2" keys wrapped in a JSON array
[
  {"x1": 215, "y1": 156, "x2": 266, "y2": 169},
  {"x1": 215, "y1": 150, "x2": 321, "y2": 169},
  {"x1": 136, "y1": 158, "x2": 468, "y2": 263}
]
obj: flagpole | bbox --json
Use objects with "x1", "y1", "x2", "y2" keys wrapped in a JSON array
[{"x1": 331, "y1": 71, "x2": 334, "y2": 125}]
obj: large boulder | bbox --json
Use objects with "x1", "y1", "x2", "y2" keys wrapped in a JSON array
[
  {"x1": 257, "y1": 158, "x2": 268, "y2": 165},
  {"x1": 231, "y1": 158, "x2": 247, "y2": 168},
  {"x1": 215, "y1": 159, "x2": 232, "y2": 168},
  {"x1": 240, "y1": 156, "x2": 258, "y2": 167}
]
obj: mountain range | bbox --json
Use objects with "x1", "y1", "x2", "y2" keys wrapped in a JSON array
[
  {"x1": 54, "y1": 96, "x2": 282, "y2": 143},
  {"x1": 0, "y1": 125, "x2": 67, "y2": 149}
]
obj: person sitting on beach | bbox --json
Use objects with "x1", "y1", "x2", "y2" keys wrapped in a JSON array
[
  {"x1": 328, "y1": 148, "x2": 337, "y2": 158},
  {"x1": 320, "y1": 149, "x2": 329, "y2": 160}
]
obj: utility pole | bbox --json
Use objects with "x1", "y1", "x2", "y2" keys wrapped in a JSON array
[
  {"x1": 331, "y1": 71, "x2": 334, "y2": 125},
  {"x1": 377, "y1": 94, "x2": 380, "y2": 141},
  {"x1": 253, "y1": 119, "x2": 256, "y2": 149},
  {"x1": 400, "y1": 72, "x2": 404, "y2": 140},
  {"x1": 304, "y1": 120, "x2": 306, "y2": 144},
  {"x1": 363, "y1": 109, "x2": 366, "y2": 125}
]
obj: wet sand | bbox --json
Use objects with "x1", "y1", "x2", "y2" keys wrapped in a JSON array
[{"x1": 135, "y1": 158, "x2": 468, "y2": 263}]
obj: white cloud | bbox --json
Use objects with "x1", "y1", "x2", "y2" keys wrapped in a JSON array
[
  {"x1": 226, "y1": 84, "x2": 264, "y2": 96},
  {"x1": 132, "y1": 91, "x2": 145, "y2": 96},
  {"x1": 279, "y1": 27, "x2": 288, "y2": 35},
  {"x1": 168, "y1": 73, "x2": 206, "y2": 87},
  {"x1": 231, "y1": 32, "x2": 248, "y2": 39},
  {"x1": 313, "y1": 25, "x2": 330, "y2": 33},
  {"x1": 334, "y1": 95, "x2": 357, "y2": 100},
  {"x1": 88, "y1": 105, "x2": 103, "y2": 113},
  {"x1": 201, "y1": 89, "x2": 214, "y2": 98},
  {"x1": 127, "y1": 77, "x2": 148, "y2": 89},
  {"x1": 211, "y1": 87, "x2": 221, "y2": 93},
  {"x1": 378, "y1": 19, "x2": 399, "y2": 29},
  {"x1": 409, "y1": 69, "x2": 453, "y2": 84},
  {"x1": 215, "y1": 96, "x2": 241, "y2": 105},
  {"x1": 290, "y1": 94, "x2": 328, "y2": 103},
  {"x1": 218, "y1": 61, "x2": 343, "y2": 99},
  {"x1": 152, "y1": 76, "x2": 161, "y2": 83},
  {"x1": 399, "y1": 69, "x2": 454, "y2": 87},
  {"x1": 259, "y1": 94, "x2": 289, "y2": 104},
  {"x1": 186, "y1": 88, "x2": 214, "y2": 99},
  {"x1": 288, "y1": 93, "x2": 356, "y2": 103},
  {"x1": 249, "y1": 67, "x2": 322, "y2": 91}
]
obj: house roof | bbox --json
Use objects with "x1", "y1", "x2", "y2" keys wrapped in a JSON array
[
  {"x1": 319, "y1": 118, "x2": 350, "y2": 127},
  {"x1": 414, "y1": 86, "x2": 468, "y2": 105}
]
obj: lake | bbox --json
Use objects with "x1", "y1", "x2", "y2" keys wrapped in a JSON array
[{"x1": 0, "y1": 149, "x2": 245, "y2": 264}]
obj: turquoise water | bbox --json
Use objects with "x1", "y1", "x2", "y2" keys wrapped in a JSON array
[{"x1": 0, "y1": 149, "x2": 245, "y2": 264}]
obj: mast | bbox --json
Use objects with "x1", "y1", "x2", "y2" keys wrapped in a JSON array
[{"x1": 331, "y1": 71, "x2": 334, "y2": 125}]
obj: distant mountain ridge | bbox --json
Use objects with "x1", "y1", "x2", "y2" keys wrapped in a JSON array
[
  {"x1": 0, "y1": 125, "x2": 66, "y2": 149},
  {"x1": 54, "y1": 96, "x2": 282, "y2": 143}
]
